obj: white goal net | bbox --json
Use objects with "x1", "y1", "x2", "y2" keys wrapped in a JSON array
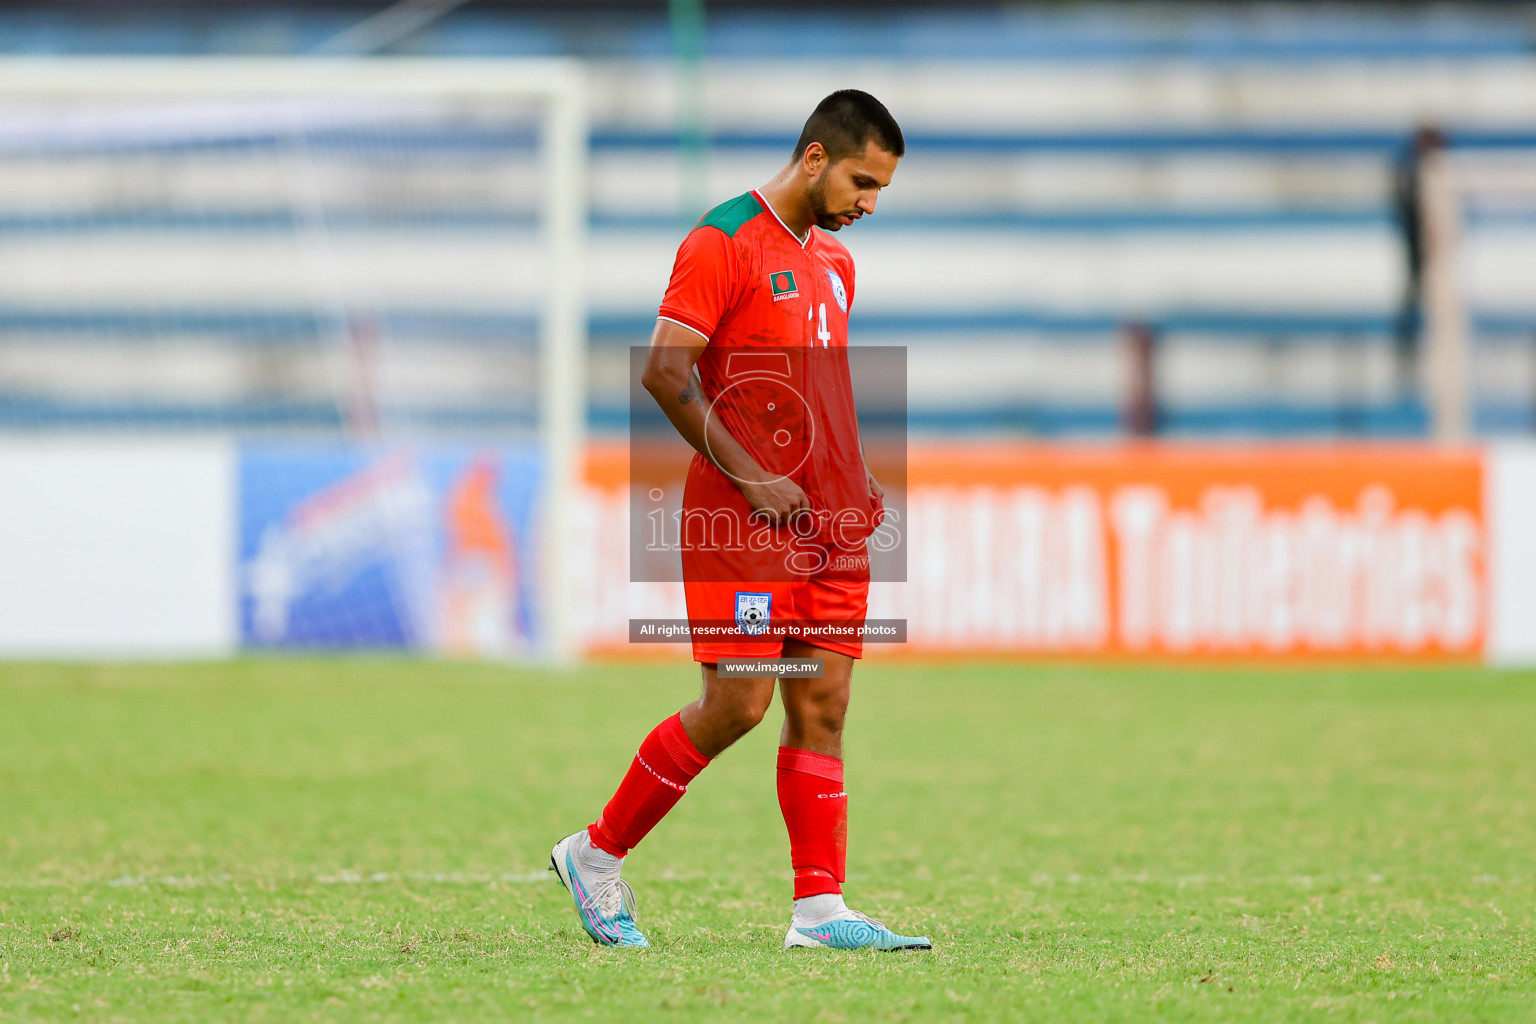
[{"x1": 0, "y1": 58, "x2": 587, "y2": 660}]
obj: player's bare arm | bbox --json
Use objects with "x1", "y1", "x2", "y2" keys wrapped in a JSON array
[
  {"x1": 640, "y1": 320, "x2": 811, "y2": 526},
  {"x1": 859, "y1": 438, "x2": 884, "y2": 499}
]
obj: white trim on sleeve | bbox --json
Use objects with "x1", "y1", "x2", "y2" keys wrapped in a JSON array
[{"x1": 656, "y1": 315, "x2": 712, "y2": 342}]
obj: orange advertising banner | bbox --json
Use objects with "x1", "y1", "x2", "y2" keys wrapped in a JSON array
[
  {"x1": 579, "y1": 442, "x2": 1486, "y2": 660},
  {"x1": 887, "y1": 443, "x2": 1485, "y2": 658}
]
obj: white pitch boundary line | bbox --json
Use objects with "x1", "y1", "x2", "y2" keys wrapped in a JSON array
[
  {"x1": 0, "y1": 870, "x2": 1515, "y2": 890},
  {"x1": 0, "y1": 870, "x2": 556, "y2": 890}
]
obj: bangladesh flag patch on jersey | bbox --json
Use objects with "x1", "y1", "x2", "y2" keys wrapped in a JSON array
[{"x1": 769, "y1": 270, "x2": 799, "y2": 301}]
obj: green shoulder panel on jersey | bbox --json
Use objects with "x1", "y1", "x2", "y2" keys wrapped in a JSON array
[{"x1": 695, "y1": 192, "x2": 764, "y2": 238}]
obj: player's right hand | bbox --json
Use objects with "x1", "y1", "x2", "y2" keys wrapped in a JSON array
[{"x1": 739, "y1": 476, "x2": 812, "y2": 529}]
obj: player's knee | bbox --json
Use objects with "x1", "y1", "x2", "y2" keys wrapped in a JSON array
[
  {"x1": 810, "y1": 701, "x2": 847, "y2": 738},
  {"x1": 705, "y1": 686, "x2": 773, "y2": 739},
  {"x1": 722, "y1": 694, "x2": 771, "y2": 737},
  {"x1": 787, "y1": 684, "x2": 848, "y2": 736}
]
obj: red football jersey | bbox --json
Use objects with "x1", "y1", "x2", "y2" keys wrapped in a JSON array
[{"x1": 658, "y1": 190, "x2": 875, "y2": 550}]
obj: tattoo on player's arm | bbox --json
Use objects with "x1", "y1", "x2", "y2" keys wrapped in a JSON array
[{"x1": 678, "y1": 383, "x2": 697, "y2": 405}]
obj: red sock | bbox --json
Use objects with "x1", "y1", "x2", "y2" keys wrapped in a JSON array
[
  {"x1": 587, "y1": 713, "x2": 710, "y2": 856},
  {"x1": 776, "y1": 747, "x2": 847, "y2": 899}
]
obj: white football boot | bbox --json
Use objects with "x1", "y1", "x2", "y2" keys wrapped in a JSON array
[
  {"x1": 784, "y1": 892, "x2": 931, "y2": 951},
  {"x1": 548, "y1": 830, "x2": 649, "y2": 948}
]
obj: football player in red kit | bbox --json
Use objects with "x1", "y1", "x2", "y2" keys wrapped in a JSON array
[{"x1": 550, "y1": 90, "x2": 929, "y2": 951}]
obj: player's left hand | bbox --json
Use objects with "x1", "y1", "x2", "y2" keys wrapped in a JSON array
[{"x1": 866, "y1": 469, "x2": 884, "y2": 499}]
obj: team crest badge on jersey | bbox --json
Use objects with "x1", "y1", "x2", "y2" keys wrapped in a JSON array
[
  {"x1": 769, "y1": 271, "x2": 799, "y2": 301},
  {"x1": 826, "y1": 269, "x2": 848, "y2": 313},
  {"x1": 734, "y1": 591, "x2": 772, "y2": 636}
]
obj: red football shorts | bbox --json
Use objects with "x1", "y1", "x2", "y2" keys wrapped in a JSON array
[
  {"x1": 680, "y1": 456, "x2": 873, "y2": 663},
  {"x1": 684, "y1": 573, "x2": 870, "y2": 662}
]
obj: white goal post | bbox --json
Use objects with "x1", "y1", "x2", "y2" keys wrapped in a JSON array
[
  {"x1": 0, "y1": 58, "x2": 588, "y2": 662},
  {"x1": 1419, "y1": 147, "x2": 1536, "y2": 444}
]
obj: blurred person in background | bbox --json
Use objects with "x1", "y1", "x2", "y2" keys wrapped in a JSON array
[{"x1": 1393, "y1": 126, "x2": 1446, "y2": 399}]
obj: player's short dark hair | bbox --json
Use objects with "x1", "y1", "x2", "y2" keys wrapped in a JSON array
[{"x1": 792, "y1": 90, "x2": 905, "y2": 164}]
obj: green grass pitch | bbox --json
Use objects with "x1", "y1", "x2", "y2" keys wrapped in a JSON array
[{"x1": 2, "y1": 659, "x2": 1533, "y2": 1022}]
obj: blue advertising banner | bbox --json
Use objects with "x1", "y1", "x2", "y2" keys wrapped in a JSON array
[{"x1": 239, "y1": 445, "x2": 542, "y2": 653}]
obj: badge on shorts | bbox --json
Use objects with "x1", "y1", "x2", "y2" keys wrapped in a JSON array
[{"x1": 734, "y1": 591, "x2": 772, "y2": 636}]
